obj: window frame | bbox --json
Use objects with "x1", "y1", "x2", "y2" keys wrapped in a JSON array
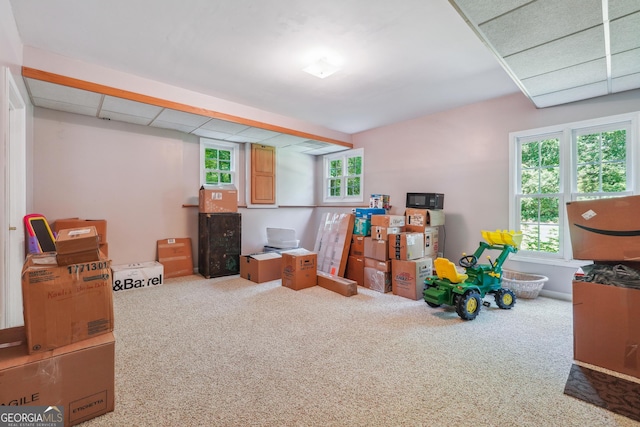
[
  {"x1": 322, "y1": 148, "x2": 364, "y2": 203},
  {"x1": 199, "y1": 138, "x2": 239, "y2": 188},
  {"x1": 509, "y1": 112, "x2": 639, "y2": 264}
]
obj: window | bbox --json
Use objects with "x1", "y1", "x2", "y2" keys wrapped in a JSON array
[
  {"x1": 200, "y1": 138, "x2": 239, "y2": 187},
  {"x1": 323, "y1": 148, "x2": 364, "y2": 203},
  {"x1": 510, "y1": 113, "x2": 637, "y2": 261}
]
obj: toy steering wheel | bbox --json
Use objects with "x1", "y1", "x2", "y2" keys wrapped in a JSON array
[{"x1": 459, "y1": 254, "x2": 478, "y2": 268}]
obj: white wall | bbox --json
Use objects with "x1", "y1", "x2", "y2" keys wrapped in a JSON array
[{"x1": 354, "y1": 89, "x2": 640, "y2": 297}]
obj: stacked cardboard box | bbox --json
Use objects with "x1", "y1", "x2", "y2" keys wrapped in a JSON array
[
  {"x1": 54, "y1": 218, "x2": 108, "y2": 256},
  {"x1": 157, "y1": 237, "x2": 193, "y2": 278},
  {"x1": 353, "y1": 208, "x2": 385, "y2": 237},
  {"x1": 21, "y1": 253, "x2": 113, "y2": 353},
  {"x1": 6, "y1": 250, "x2": 116, "y2": 424},
  {"x1": 345, "y1": 235, "x2": 365, "y2": 287},
  {"x1": 0, "y1": 328, "x2": 115, "y2": 426},
  {"x1": 55, "y1": 226, "x2": 101, "y2": 266},
  {"x1": 347, "y1": 207, "x2": 444, "y2": 297},
  {"x1": 392, "y1": 258, "x2": 434, "y2": 300},
  {"x1": 567, "y1": 195, "x2": 640, "y2": 379},
  {"x1": 198, "y1": 185, "x2": 238, "y2": 213}
]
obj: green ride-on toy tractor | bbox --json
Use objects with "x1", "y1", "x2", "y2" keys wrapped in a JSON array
[{"x1": 423, "y1": 230, "x2": 522, "y2": 321}]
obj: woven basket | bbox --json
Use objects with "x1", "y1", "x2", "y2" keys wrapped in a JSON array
[{"x1": 501, "y1": 270, "x2": 549, "y2": 299}]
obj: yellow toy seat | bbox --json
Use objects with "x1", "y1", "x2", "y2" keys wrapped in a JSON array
[{"x1": 434, "y1": 257, "x2": 468, "y2": 284}]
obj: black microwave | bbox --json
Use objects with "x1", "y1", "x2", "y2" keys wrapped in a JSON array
[{"x1": 406, "y1": 193, "x2": 444, "y2": 209}]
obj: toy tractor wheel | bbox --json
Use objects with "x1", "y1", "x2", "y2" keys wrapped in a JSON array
[
  {"x1": 426, "y1": 301, "x2": 441, "y2": 308},
  {"x1": 495, "y1": 289, "x2": 516, "y2": 309},
  {"x1": 456, "y1": 291, "x2": 482, "y2": 320}
]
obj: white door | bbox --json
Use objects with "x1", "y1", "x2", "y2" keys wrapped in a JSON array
[{"x1": 2, "y1": 68, "x2": 27, "y2": 328}]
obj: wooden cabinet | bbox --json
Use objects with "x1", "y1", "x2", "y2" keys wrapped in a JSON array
[
  {"x1": 251, "y1": 144, "x2": 275, "y2": 204},
  {"x1": 198, "y1": 213, "x2": 241, "y2": 278}
]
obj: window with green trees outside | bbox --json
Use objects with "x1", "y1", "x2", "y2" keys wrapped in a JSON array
[{"x1": 511, "y1": 114, "x2": 635, "y2": 260}]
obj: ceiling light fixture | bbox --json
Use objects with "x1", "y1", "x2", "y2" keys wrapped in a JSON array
[{"x1": 303, "y1": 58, "x2": 340, "y2": 79}]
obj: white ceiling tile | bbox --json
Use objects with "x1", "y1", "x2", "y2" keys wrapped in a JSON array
[
  {"x1": 101, "y1": 96, "x2": 163, "y2": 118},
  {"x1": 261, "y1": 133, "x2": 310, "y2": 147},
  {"x1": 521, "y1": 59, "x2": 607, "y2": 96},
  {"x1": 152, "y1": 108, "x2": 211, "y2": 127},
  {"x1": 98, "y1": 111, "x2": 154, "y2": 126},
  {"x1": 235, "y1": 127, "x2": 281, "y2": 140},
  {"x1": 191, "y1": 128, "x2": 236, "y2": 140},
  {"x1": 611, "y1": 73, "x2": 640, "y2": 93},
  {"x1": 149, "y1": 120, "x2": 199, "y2": 133},
  {"x1": 198, "y1": 118, "x2": 250, "y2": 134},
  {"x1": 609, "y1": 11, "x2": 640, "y2": 54},
  {"x1": 280, "y1": 144, "x2": 314, "y2": 153},
  {"x1": 452, "y1": 0, "x2": 531, "y2": 25},
  {"x1": 532, "y1": 81, "x2": 608, "y2": 107},
  {"x1": 32, "y1": 97, "x2": 99, "y2": 116},
  {"x1": 609, "y1": 0, "x2": 640, "y2": 20},
  {"x1": 225, "y1": 134, "x2": 261, "y2": 143},
  {"x1": 611, "y1": 48, "x2": 640, "y2": 78},
  {"x1": 478, "y1": 0, "x2": 603, "y2": 56},
  {"x1": 504, "y1": 27, "x2": 605, "y2": 80},
  {"x1": 27, "y1": 78, "x2": 102, "y2": 108}
]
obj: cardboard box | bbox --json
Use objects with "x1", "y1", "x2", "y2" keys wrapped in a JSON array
[
  {"x1": 281, "y1": 249, "x2": 317, "y2": 291},
  {"x1": 355, "y1": 208, "x2": 386, "y2": 219},
  {"x1": 55, "y1": 227, "x2": 99, "y2": 254},
  {"x1": 21, "y1": 253, "x2": 113, "y2": 354},
  {"x1": 111, "y1": 261, "x2": 164, "y2": 292},
  {"x1": 199, "y1": 185, "x2": 238, "y2": 213},
  {"x1": 54, "y1": 218, "x2": 107, "y2": 244},
  {"x1": 370, "y1": 215, "x2": 405, "y2": 227},
  {"x1": 240, "y1": 252, "x2": 282, "y2": 283},
  {"x1": 353, "y1": 217, "x2": 371, "y2": 236},
  {"x1": 364, "y1": 258, "x2": 391, "y2": 293},
  {"x1": 316, "y1": 271, "x2": 358, "y2": 297},
  {"x1": 389, "y1": 232, "x2": 425, "y2": 260},
  {"x1": 573, "y1": 280, "x2": 640, "y2": 378},
  {"x1": 349, "y1": 235, "x2": 365, "y2": 257},
  {"x1": 345, "y1": 255, "x2": 364, "y2": 286},
  {"x1": 364, "y1": 237, "x2": 389, "y2": 261},
  {"x1": 423, "y1": 227, "x2": 440, "y2": 257},
  {"x1": 157, "y1": 238, "x2": 193, "y2": 278},
  {"x1": 372, "y1": 226, "x2": 404, "y2": 241},
  {"x1": 99, "y1": 243, "x2": 108, "y2": 257},
  {"x1": 55, "y1": 226, "x2": 101, "y2": 266},
  {"x1": 392, "y1": 258, "x2": 433, "y2": 300},
  {"x1": 0, "y1": 327, "x2": 115, "y2": 426},
  {"x1": 369, "y1": 194, "x2": 390, "y2": 210},
  {"x1": 567, "y1": 195, "x2": 640, "y2": 261},
  {"x1": 405, "y1": 208, "x2": 445, "y2": 232}
]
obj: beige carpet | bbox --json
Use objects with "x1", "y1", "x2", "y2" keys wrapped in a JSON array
[{"x1": 79, "y1": 275, "x2": 640, "y2": 427}]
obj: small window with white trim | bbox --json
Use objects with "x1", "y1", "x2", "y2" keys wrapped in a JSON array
[
  {"x1": 323, "y1": 148, "x2": 364, "y2": 203},
  {"x1": 200, "y1": 138, "x2": 239, "y2": 187}
]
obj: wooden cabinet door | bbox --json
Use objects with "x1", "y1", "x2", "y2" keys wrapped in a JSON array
[{"x1": 251, "y1": 144, "x2": 275, "y2": 204}]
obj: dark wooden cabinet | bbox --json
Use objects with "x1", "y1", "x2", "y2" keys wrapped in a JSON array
[{"x1": 198, "y1": 213, "x2": 241, "y2": 278}]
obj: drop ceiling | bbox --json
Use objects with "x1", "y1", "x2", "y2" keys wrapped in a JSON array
[
  {"x1": 23, "y1": 76, "x2": 348, "y2": 156},
  {"x1": 450, "y1": 0, "x2": 640, "y2": 107}
]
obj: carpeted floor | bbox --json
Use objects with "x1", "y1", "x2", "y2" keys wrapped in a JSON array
[{"x1": 79, "y1": 275, "x2": 640, "y2": 427}]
